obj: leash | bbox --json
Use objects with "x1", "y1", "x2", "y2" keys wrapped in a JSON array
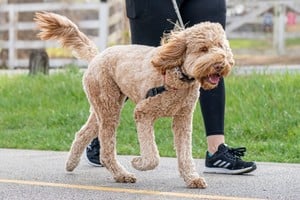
[
  {"x1": 171, "y1": 0, "x2": 185, "y2": 29},
  {"x1": 145, "y1": 1, "x2": 190, "y2": 99},
  {"x1": 145, "y1": 67, "x2": 195, "y2": 99}
]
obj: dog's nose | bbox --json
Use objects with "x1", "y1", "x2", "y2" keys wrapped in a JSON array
[{"x1": 213, "y1": 63, "x2": 224, "y2": 72}]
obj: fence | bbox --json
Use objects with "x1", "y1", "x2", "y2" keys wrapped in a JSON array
[
  {"x1": 227, "y1": 0, "x2": 300, "y2": 55},
  {"x1": 1, "y1": 0, "x2": 300, "y2": 68},
  {"x1": 0, "y1": 1, "x2": 124, "y2": 69}
]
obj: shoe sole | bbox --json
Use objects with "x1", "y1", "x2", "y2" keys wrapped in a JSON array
[
  {"x1": 204, "y1": 164, "x2": 257, "y2": 175},
  {"x1": 86, "y1": 158, "x2": 103, "y2": 167},
  {"x1": 84, "y1": 150, "x2": 104, "y2": 167}
]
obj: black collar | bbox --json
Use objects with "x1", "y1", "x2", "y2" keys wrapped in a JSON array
[
  {"x1": 176, "y1": 67, "x2": 195, "y2": 83},
  {"x1": 145, "y1": 67, "x2": 195, "y2": 99}
]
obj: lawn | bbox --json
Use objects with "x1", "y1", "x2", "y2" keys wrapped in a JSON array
[
  {"x1": 0, "y1": 68, "x2": 299, "y2": 163},
  {"x1": 229, "y1": 38, "x2": 300, "y2": 50}
]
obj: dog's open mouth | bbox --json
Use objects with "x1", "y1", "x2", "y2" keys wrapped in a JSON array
[
  {"x1": 199, "y1": 73, "x2": 222, "y2": 90},
  {"x1": 206, "y1": 73, "x2": 221, "y2": 85}
]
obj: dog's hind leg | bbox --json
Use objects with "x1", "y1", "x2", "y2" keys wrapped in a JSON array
[
  {"x1": 84, "y1": 72, "x2": 136, "y2": 183},
  {"x1": 172, "y1": 111, "x2": 207, "y2": 189},
  {"x1": 97, "y1": 102, "x2": 136, "y2": 183},
  {"x1": 98, "y1": 112, "x2": 136, "y2": 183},
  {"x1": 66, "y1": 111, "x2": 98, "y2": 172},
  {"x1": 131, "y1": 100, "x2": 160, "y2": 171}
]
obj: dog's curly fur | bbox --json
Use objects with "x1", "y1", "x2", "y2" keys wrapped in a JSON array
[{"x1": 35, "y1": 12, "x2": 234, "y2": 188}]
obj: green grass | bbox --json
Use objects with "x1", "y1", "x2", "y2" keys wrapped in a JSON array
[
  {"x1": 0, "y1": 69, "x2": 299, "y2": 163},
  {"x1": 229, "y1": 39, "x2": 270, "y2": 50},
  {"x1": 286, "y1": 37, "x2": 300, "y2": 46},
  {"x1": 229, "y1": 38, "x2": 300, "y2": 50}
]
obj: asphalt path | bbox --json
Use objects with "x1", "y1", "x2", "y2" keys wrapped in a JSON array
[{"x1": 0, "y1": 149, "x2": 299, "y2": 200}]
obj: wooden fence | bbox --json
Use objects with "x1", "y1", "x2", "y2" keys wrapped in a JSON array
[
  {"x1": 0, "y1": 1, "x2": 125, "y2": 68},
  {"x1": 227, "y1": 0, "x2": 300, "y2": 36},
  {"x1": 227, "y1": 0, "x2": 300, "y2": 55},
  {"x1": 1, "y1": 0, "x2": 299, "y2": 68}
]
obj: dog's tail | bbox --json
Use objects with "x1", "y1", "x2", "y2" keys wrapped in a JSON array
[{"x1": 34, "y1": 12, "x2": 98, "y2": 63}]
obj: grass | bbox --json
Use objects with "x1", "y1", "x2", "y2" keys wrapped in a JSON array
[
  {"x1": 229, "y1": 39, "x2": 270, "y2": 50},
  {"x1": 0, "y1": 68, "x2": 299, "y2": 163},
  {"x1": 285, "y1": 37, "x2": 300, "y2": 46},
  {"x1": 229, "y1": 38, "x2": 300, "y2": 50}
]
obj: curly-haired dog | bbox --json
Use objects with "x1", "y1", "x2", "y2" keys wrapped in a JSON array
[{"x1": 35, "y1": 12, "x2": 234, "y2": 188}]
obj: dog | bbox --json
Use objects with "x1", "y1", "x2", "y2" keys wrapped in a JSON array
[{"x1": 34, "y1": 11, "x2": 234, "y2": 188}]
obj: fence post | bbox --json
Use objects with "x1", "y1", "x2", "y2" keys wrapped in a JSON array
[
  {"x1": 99, "y1": 1, "x2": 109, "y2": 51},
  {"x1": 8, "y1": 5, "x2": 17, "y2": 69},
  {"x1": 273, "y1": 3, "x2": 286, "y2": 55}
]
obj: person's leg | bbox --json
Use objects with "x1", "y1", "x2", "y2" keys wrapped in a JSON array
[
  {"x1": 180, "y1": 0, "x2": 226, "y2": 154},
  {"x1": 200, "y1": 78, "x2": 225, "y2": 154},
  {"x1": 180, "y1": 0, "x2": 256, "y2": 174},
  {"x1": 126, "y1": 0, "x2": 178, "y2": 46},
  {"x1": 206, "y1": 135, "x2": 225, "y2": 154}
]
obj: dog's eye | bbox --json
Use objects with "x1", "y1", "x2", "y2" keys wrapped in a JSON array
[{"x1": 200, "y1": 47, "x2": 208, "y2": 52}]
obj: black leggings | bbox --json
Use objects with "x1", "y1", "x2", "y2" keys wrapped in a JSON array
[{"x1": 125, "y1": 0, "x2": 226, "y2": 136}]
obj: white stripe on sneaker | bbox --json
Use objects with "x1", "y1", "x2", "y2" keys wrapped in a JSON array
[
  {"x1": 218, "y1": 161, "x2": 228, "y2": 167},
  {"x1": 213, "y1": 160, "x2": 230, "y2": 168},
  {"x1": 224, "y1": 163, "x2": 231, "y2": 168},
  {"x1": 213, "y1": 160, "x2": 222, "y2": 166}
]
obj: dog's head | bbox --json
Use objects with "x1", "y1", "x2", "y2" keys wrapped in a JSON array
[{"x1": 151, "y1": 22, "x2": 234, "y2": 90}]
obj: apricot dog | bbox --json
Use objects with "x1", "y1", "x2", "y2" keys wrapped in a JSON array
[{"x1": 35, "y1": 12, "x2": 234, "y2": 188}]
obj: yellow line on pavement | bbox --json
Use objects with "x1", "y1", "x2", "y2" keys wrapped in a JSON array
[{"x1": 0, "y1": 178, "x2": 264, "y2": 200}]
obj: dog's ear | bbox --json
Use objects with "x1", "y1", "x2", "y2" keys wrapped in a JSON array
[
  {"x1": 151, "y1": 33, "x2": 186, "y2": 74},
  {"x1": 224, "y1": 39, "x2": 235, "y2": 67}
]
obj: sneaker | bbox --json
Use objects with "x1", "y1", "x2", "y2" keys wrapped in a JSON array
[
  {"x1": 204, "y1": 143, "x2": 256, "y2": 174},
  {"x1": 86, "y1": 137, "x2": 103, "y2": 167}
]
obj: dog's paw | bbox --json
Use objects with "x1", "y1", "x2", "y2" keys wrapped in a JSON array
[
  {"x1": 186, "y1": 177, "x2": 207, "y2": 189},
  {"x1": 114, "y1": 173, "x2": 137, "y2": 183},
  {"x1": 65, "y1": 160, "x2": 79, "y2": 172},
  {"x1": 131, "y1": 156, "x2": 159, "y2": 171}
]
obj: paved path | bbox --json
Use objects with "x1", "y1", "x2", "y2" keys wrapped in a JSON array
[{"x1": 0, "y1": 149, "x2": 299, "y2": 200}]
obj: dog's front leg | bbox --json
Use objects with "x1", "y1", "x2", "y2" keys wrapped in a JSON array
[
  {"x1": 173, "y1": 111, "x2": 207, "y2": 189},
  {"x1": 132, "y1": 100, "x2": 160, "y2": 171}
]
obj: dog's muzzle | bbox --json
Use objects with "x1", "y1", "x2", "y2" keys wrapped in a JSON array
[{"x1": 213, "y1": 62, "x2": 224, "y2": 73}]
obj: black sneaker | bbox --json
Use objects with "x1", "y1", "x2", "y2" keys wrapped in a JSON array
[
  {"x1": 86, "y1": 137, "x2": 103, "y2": 167},
  {"x1": 204, "y1": 144, "x2": 256, "y2": 174}
]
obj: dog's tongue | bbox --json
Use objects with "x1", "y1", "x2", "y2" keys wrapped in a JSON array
[{"x1": 208, "y1": 74, "x2": 220, "y2": 84}]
